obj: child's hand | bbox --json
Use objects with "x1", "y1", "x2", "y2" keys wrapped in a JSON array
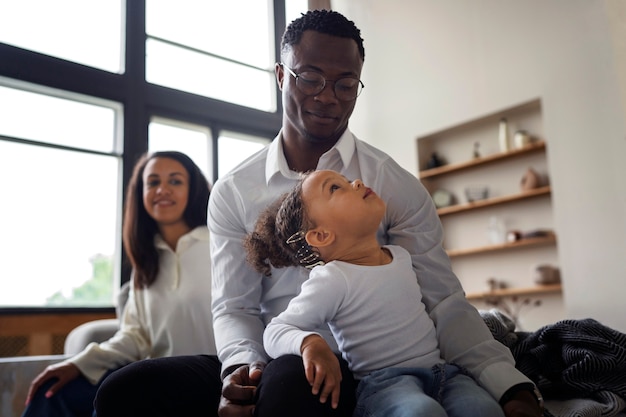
[{"x1": 300, "y1": 334, "x2": 342, "y2": 409}]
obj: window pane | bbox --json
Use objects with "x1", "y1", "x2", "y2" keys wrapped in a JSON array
[
  {"x1": 145, "y1": 0, "x2": 277, "y2": 112},
  {"x1": 146, "y1": 39, "x2": 276, "y2": 112},
  {"x1": 0, "y1": 0, "x2": 124, "y2": 73},
  {"x1": 146, "y1": 0, "x2": 272, "y2": 68},
  {"x1": 218, "y1": 131, "x2": 269, "y2": 177},
  {"x1": 149, "y1": 119, "x2": 213, "y2": 183},
  {"x1": 0, "y1": 80, "x2": 122, "y2": 308},
  {"x1": 0, "y1": 83, "x2": 119, "y2": 153},
  {"x1": 286, "y1": 0, "x2": 309, "y2": 25},
  {"x1": 0, "y1": 142, "x2": 120, "y2": 307}
]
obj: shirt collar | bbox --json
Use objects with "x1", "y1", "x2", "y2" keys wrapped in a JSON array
[
  {"x1": 154, "y1": 226, "x2": 209, "y2": 251},
  {"x1": 265, "y1": 128, "x2": 356, "y2": 186}
]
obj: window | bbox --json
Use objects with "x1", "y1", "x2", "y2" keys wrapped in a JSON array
[
  {"x1": 218, "y1": 131, "x2": 270, "y2": 178},
  {"x1": 286, "y1": 0, "x2": 309, "y2": 26},
  {"x1": 148, "y1": 120, "x2": 271, "y2": 183},
  {"x1": 0, "y1": 1, "x2": 290, "y2": 310},
  {"x1": 0, "y1": 0, "x2": 124, "y2": 73},
  {"x1": 149, "y1": 118, "x2": 214, "y2": 182},
  {"x1": 145, "y1": 0, "x2": 276, "y2": 111},
  {"x1": 0, "y1": 80, "x2": 122, "y2": 307}
]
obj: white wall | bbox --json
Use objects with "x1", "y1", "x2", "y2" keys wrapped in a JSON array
[{"x1": 331, "y1": 0, "x2": 626, "y2": 331}]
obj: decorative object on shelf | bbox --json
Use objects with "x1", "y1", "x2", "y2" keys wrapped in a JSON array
[
  {"x1": 498, "y1": 118, "x2": 510, "y2": 152},
  {"x1": 520, "y1": 167, "x2": 540, "y2": 191},
  {"x1": 533, "y1": 264, "x2": 561, "y2": 285},
  {"x1": 507, "y1": 230, "x2": 522, "y2": 242},
  {"x1": 465, "y1": 185, "x2": 489, "y2": 202},
  {"x1": 473, "y1": 141, "x2": 481, "y2": 159},
  {"x1": 506, "y1": 228, "x2": 555, "y2": 243},
  {"x1": 425, "y1": 152, "x2": 445, "y2": 170},
  {"x1": 513, "y1": 130, "x2": 532, "y2": 149},
  {"x1": 485, "y1": 278, "x2": 542, "y2": 330},
  {"x1": 521, "y1": 229, "x2": 554, "y2": 239},
  {"x1": 487, "y1": 216, "x2": 507, "y2": 244},
  {"x1": 432, "y1": 189, "x2": 454, "y2": 208}
]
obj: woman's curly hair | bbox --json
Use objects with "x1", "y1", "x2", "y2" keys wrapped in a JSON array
[{"x1": 244, "y1": 175, "x2": 321, "y2": 276}]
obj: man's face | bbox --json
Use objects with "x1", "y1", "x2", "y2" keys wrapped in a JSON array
[{"x1": 278, "y1": 31, "x2": 363, "y2": 146}]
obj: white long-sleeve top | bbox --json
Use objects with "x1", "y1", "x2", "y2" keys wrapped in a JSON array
[
  {"x1": 69, "y1": 226, "x2": 216, "y2": 384},
  {"x1": 264, "y1": 245, "x2": 444, "y2": 379},
  {"x1": 209, "y1": 128, "x2": 532, "y2": 401}
]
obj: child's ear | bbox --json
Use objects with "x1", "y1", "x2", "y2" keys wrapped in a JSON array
[{"x1": 305, "y1": 228, "x2": 335, "y2": 248}]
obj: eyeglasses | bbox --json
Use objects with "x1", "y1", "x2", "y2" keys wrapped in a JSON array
[{"x1": 281, "y1": 63, "x2": 364, "y2": 101}]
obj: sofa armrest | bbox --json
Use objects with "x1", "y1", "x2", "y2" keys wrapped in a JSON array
[{"x1": 63, "y1": 319, "x2": 120, "y2": 355}]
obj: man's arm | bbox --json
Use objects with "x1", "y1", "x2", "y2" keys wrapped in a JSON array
[
  {"x1": 208, "y1": 176, "x2": 268, "y2": 376},
  {"x1": 375, "y1": 160, "x2": 533, "y2": 401}
]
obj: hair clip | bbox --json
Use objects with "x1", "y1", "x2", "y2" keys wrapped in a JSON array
[
  {"x1": 286, "y1": 231, "x2": 306, "y2": 245},
  {"x1": 286, "y1": 230, "x2": 325, "y2": 269}
]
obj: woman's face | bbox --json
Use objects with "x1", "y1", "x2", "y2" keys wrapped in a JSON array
[{"x1": 142, "y1": 157, "x2": 190, "y2": 227}]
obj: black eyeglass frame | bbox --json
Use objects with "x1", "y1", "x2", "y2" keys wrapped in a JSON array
[{"x1": 280, "y1": 63, "x2": 365, "y2": 101}]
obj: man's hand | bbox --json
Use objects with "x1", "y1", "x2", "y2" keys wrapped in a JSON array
[
  {"x1": 300, "y1": 335, "x2": 342, "y2": 409},
  {"x1": 25, "y1": 362, "x2": 80, "y2": 405},
  {"x1": 218, "y1": 361, "x2": 265, "y2": 417},
  {"x1": 502, "y1": 390, "x2": 544, "y2": 417}
]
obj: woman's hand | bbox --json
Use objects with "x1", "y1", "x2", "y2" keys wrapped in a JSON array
[
  {"x1": 25, "y1": 361, "x2": 80, "y2": 405},
  {"x1": 301, "y1": 335, "x2": 342, "y2": 409},
  {"x1": 502, "y1": 390, "x2": 544, "y2": 417},
  {"x1": 218, "y1": 361, "x2": 265, "y2": 417}
]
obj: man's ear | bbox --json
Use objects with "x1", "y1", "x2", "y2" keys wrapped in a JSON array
[
  {"x1": 305, "y1": 228, "x2": 335, "y2": 248},
  {"x1": 275, "y1": 62, "x2": 284, "y2": 90}
]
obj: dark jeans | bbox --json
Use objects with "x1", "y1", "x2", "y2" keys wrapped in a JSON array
[
  {"x1": 94, "y1": 354, "x2": 356, "y2": 417},
  {"x1": 22, "y1": 369, "x2": 115, "y2": 417}
]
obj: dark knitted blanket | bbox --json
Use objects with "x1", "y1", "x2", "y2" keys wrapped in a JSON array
[{"x1": 481, "y1": 309, "x2": 626, "y2": 417}]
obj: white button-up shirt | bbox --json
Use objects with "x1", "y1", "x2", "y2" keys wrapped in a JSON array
[
  {"x1": 71, "y1": 226, "x2": 216, "y2": 384},
  {"x1": 208, "y1": 129, "x2": 531, "y2": 401}
]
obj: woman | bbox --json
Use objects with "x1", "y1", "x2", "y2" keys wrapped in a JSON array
[{"x1": 22, "y1": 151, "x2": 220, "y2": 417}]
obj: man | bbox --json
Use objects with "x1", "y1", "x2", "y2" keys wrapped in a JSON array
[{"x1": 95, "y1": 10, "x2": 543, "y2": 417}]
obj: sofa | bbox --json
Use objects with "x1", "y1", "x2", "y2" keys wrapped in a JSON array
[
  {"x1": 0, "y1": 282, "x2": 129, "y2": 417},
  {"x1": 63, "y1": 281, "x2": 129, "y2": 354}
]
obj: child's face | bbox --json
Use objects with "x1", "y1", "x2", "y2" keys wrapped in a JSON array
[{"x1": 301, "y1": 170, "x2": 386, "y2": 240}]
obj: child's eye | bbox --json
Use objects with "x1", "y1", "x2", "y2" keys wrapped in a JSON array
[{"x1": 330, "y1": 184, "x2": 340, "y2": 193}]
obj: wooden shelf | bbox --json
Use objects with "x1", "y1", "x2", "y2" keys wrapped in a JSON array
[
  {"x1": 437, "y1": 185, "x2": 551, "y2": 216},
  {"x1": 416, "y1": 100, "x2": 563, "y2": 328},
  {"x1": 446, "y1": 234, "x2": 556, "y2": 258},
  {"x1": 466, "y1": 283, "x2": 562, "y2": 300},
  {"x1": 419, "y1": 141, "x2": 546, "y2": 179}
]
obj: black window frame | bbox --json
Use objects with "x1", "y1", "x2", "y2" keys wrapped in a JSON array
[{"x1": 0, "y1": 0, "x2": 286, "y2": 313}]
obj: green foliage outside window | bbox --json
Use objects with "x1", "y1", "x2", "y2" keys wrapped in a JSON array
[{"x1": 46, "y1": 255, "x2": 115, "y2": 307}]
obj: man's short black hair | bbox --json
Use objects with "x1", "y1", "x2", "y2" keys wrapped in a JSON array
[{"x1": 281, "y1": 9, "x2": 365, "y2": 62}]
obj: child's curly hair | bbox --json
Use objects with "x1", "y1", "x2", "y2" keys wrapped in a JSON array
[{"x1": 244, "y1": 175, "x2": 323, "y2": 276}]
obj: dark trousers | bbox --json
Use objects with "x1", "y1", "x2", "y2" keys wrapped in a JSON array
[
  {"x1": 94, "y1": 353, "x2": 356, "y2": 417},
  {"x1": 257, "y1": 354, "x2": 357, "y2": 417},
  {"x1": 95, "y1": 355, "x2": 222, "y2": 416}
]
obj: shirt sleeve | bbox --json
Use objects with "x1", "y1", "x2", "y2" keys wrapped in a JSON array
[
  {"x1": 263, "y1": 267, "x2": 345, "y2": 359},
  {"x1": 375, "y1": 158, "x2": 532, "y2": 401},
  {"x1": 208, "y1": 176, "x2": 267, "y2": 376},
  {"x1": 69, "y1": 283, "x2": 151, "y2": 384}
]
